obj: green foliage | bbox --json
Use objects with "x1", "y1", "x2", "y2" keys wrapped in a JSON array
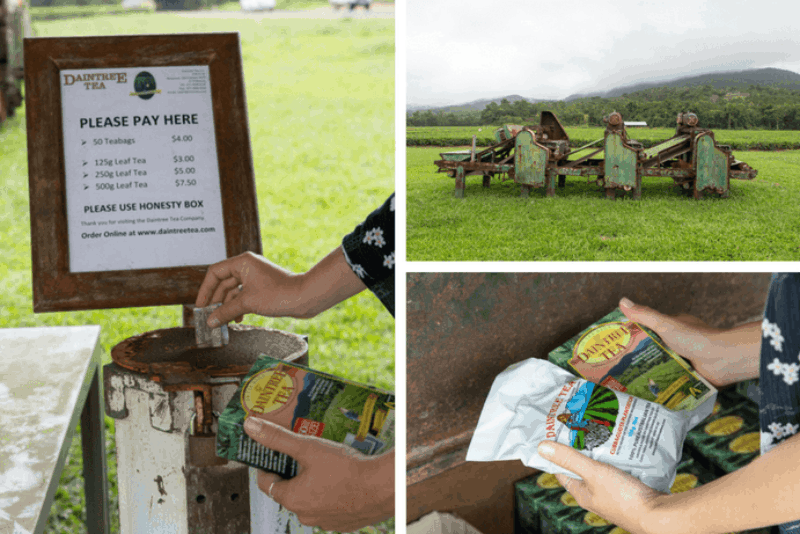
[
  {"x1": 407, "y1": 147, "x2": 800, "y2": 261},
  {"x1": 408, "y1": 125, "x2": 800, "y2": 151},
  {"x1": 407, "y1": 85, "x2": 800, "y2": 130},
  {"x1": 3, "y1": 13, "x2": 393, "y2": 534}
]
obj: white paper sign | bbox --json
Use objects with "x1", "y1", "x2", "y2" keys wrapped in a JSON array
[{"x1": 60, "y1": 66, "x2": 227, "y2": 273}]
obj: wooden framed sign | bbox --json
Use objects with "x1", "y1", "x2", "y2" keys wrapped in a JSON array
[{"x1": 25, "y1": 33, "x2": 261, "y2": 312}]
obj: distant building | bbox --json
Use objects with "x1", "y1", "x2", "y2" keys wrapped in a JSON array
[{"x1": 624, "y1": 121, "x2": 647, "y2": 127}]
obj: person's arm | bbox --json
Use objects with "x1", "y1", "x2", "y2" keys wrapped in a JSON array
[
  {"x1": 539, "y1": 436, "x2": 800, "y2": 534},
  {"x1": 620, "y1": 298, "x2": 761, "y2": 387},
  {"x1": 194, "y1": 246, "x2": 367, "y2": 326},
  {"x1": 243, "y1": 417, "x2": 394, "y2": 532}
]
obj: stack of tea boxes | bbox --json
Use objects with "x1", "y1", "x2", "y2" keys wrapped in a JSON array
[{"x1": 514, "y1": 378, "x2": 769, "y2": 534}]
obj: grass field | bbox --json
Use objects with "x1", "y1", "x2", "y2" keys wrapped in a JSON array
[
  {"x1": 407, "y1": 125, "x2": 800, "y2": 151},
  {"x1": 407, "y1": 147, "x2": 800, "y2": 261},
  {"x1": 0, "y1": 12, "x2": 393, "y2": 534},
  {"x1": 28, "y1": 0, "x2": 391, "y2": 21}
]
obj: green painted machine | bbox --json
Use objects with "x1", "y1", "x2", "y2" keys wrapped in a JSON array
[{"x1": 434, "y1": 111, "x2": 758, "y2": 199}]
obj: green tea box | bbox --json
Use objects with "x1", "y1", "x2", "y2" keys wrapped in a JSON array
[
  {"x1": 535, "y1": 453, "x2": 714, "y2": 534},
  {"x1": 735, "y1": 379, "x2": 760, "y2": 407},
  {"x1": 548, "y1": 309, "x2": 716, "y2": 426},
  {"x1": 216, "y1": 355, "x2": 395, "y2": 478},
  {"x1": 684, "y1": 390, "x2": 759, "y2": 477},
  {"x1": 515, "y1": 472, "x2": 564, "y2": 534}
]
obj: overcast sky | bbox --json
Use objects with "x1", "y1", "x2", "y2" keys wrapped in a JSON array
[{"x1": 407, "y1": 0, "x2": 800, "y2": 107}]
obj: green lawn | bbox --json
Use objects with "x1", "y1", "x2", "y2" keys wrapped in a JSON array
[
  {"x1": 28, "y1": 0, "x2": 389, "y2": 21},
  {"x1": 1, "y1": 12, "x2": 393, "y2": 534},
  {"x1": 407, "y1": 147, "x2": 800, "y2": 261}
]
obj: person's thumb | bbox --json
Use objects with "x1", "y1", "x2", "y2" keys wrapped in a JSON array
[
  {"x1": 537, "y1": 441, "x2": 594, "y2": 499},
  {"x1": 618, "y1": 297, "x2": 675, "y2": 336},
  {"x1": 207, "y1": 297, "x2": 248, "y2": 328}
]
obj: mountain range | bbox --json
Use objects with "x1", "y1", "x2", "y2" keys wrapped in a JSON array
[{"x1": 408, "y1": 68, "x2": 800, "y2": 113}]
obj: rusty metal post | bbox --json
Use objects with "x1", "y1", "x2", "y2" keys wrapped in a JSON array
[
  {"x1": 407, "y1": 273, "x2": 772, "y2": 534},
  {"x1": 546, "y1": 170, "x2": 556, "y2": 198},
  {"x1": 104, "y1": 325, "x2": 310, "y2": 534},
  {"x1": 454, "y1": 166, "x2": 465, "y2": 198}
]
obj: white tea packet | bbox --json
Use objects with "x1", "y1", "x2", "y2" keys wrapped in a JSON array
[{"x1": 466, "y1": 358, "x2": 716, "y2": 493}]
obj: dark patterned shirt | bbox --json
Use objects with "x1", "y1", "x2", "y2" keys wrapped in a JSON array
[
  {"x1": 759, "y1": 273, "x2": 800, "y2": 534},
  {"x1": 341, "y1": 193, "x2": 395, "y2": 316}
]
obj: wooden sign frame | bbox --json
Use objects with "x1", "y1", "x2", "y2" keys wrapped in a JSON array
[{"x1": 25, "y1": 34, "x2": 261, "y2": 312}]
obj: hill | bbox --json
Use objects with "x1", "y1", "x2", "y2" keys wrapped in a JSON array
[
  {"x1": 412, "y1": 94, "x2": 535, "y2": 113},
  {"x1": 410, "y1": 68, "x2": 800, "y2": 113},
  {"x1": 568, "y1": 68, "x2": 800, "y2": 100},
  {"x1": 407, "y1": 68, "x2": 800, "y2": 129}
]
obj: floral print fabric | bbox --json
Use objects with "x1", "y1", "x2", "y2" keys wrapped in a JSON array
[
  {"x1": 341, "y1": 193, "x2": 395, "y2": 316},
  {"x1": 759, "y1": 273, "x2": 800, "y2": 533}
]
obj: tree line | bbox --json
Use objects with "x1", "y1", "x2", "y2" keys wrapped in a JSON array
[{"x1": 407, "y1": 85, "x2": 800, "y2": 130}]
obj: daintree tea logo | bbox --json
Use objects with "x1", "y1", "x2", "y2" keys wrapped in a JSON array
[
  {"x1": 131, "y1": 71, "x2": 160, "y2": 100},
  {"x1": 241, "y1": 367, "x2": 296, "y2": 416},
  {"x1": 573, "y1": 322, "x2": 639, "y2": 364},
  {"x1": 63, "y1": 72, "x2": 127, "y2": 90}
]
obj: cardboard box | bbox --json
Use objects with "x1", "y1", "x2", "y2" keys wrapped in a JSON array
[{"x1": 216, "y1": 355, "x2": 394, "y2": 478}]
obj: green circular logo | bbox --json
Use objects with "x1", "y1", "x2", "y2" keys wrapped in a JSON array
[{"x1": 133, "y1": 71, "x2": 157, "y2": 100}]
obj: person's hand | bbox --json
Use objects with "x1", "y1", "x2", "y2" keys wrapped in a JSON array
[
  {"x1": 619, "y1": 297, "x2": 760, "y2": 387},
  {"x1": 538, "y1": 441, "x2": 665, "y2": 534},
  {"x1": 195, "y1": 252, "x2": 304, "y2": 325},
  {"x1": 244, "y1": 417, "x2": 394, "y2": 532},
  {"x1": 195, "y1": 247, "x2": 367, "y2": 326}
]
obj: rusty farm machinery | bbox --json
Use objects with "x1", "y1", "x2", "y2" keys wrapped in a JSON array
[{"x1": 434, "y1": 111, "x2": 758, "y2": 199}]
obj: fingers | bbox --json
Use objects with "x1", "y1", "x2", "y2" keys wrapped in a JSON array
[
  {"x1": 257, "y1": 470, "x2": 287, "y2": 503},
  {"x1": 195, "y1": 257, "x2": 243, "y2": 308},
  {"x1": 554, "y1": 473, "x2": 585, "y2": 498},
  {"x1": 244, "y1": 417, "x2": 313, "y2": 463},
  {"x1": 619, "y1": 297, "x2": 672, "y2": 333},
  {"x1": 211, "y1": 276, "x2": 242, "y2": 307}
]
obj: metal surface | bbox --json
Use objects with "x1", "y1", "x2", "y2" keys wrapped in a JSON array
[
  {"x1": 185, "y1": 462, "x2": 251, "y2": 534},
  {"x1": 406, "y1": 273, "x2": 772, "y2": 528},
  {"x1": 603, "y1": 131, "x2": 638, "y2": 190},
  {"x1": 0, "y1": 326, "x2": 108, "y2": 534},
  {"x1": 111, "y1": 325, "x2": 307, "y2": 384},
  {"x1": 81, "y1": 368, "x2": 112, "y2": 534},
  {"x1": 514, "y1": 130, "x2": 548, "y2": 187},
  {"x1": 694, "y1": 131, "x2": 730, "y2": 197}
]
